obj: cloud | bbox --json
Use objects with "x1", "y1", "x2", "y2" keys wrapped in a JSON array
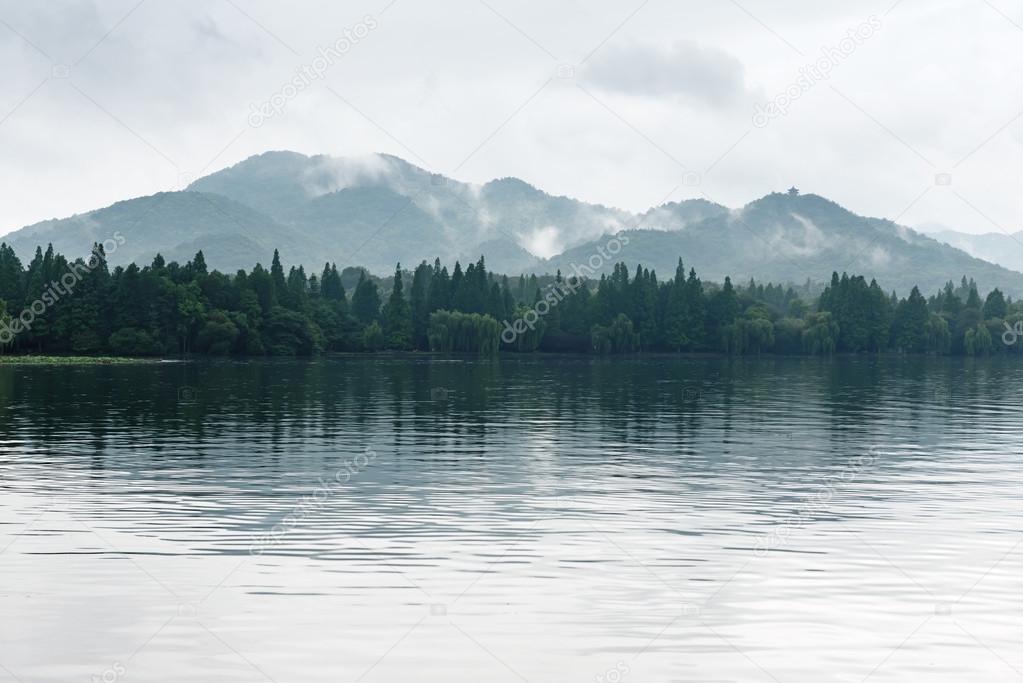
[
  {"x1": 582, "y1": 40, "x2": 750, "y2": 107},
  {"x1": 523, "y1": 226, "x2": 562, "y2": 259},
  {"x1": 757, "y1": 213, "x2": 827, "y2": 258},
  {"x1": 304, "y1": 154, "x2": 394, "y2": 196},
  {"x1": 868, "y1": 246, "x2": 891, "y2": 267}
]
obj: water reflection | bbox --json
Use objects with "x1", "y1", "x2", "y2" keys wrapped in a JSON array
[{"x1": 1, "y1": 355, "x2": 1022, "y2": 682}]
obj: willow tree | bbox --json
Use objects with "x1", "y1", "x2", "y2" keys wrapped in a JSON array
[{"x1": 427, "y1": 310, "x2": 500, "y2": 356}]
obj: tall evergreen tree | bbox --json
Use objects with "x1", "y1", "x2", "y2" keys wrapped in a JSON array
[
  {"x1": 383, "y1": 264, "x2": 413, "y2": 349},
  {"x1": 983, "y1": 288, "x2": 1007, "y2": 319},
  {"x1": 892, "y1": 287, "x2": 929, "y2": 352},
  {"x1": 410, "y1": 261, "x2": 431, "y2": 349},
  {"x1": 663, "y1": 258, "x2": 690, "y2": 351},
  {"x1": 270, "y1": 249, "x2": 286, "y2": 302},
  {"x1": 321, "y1": 263, "x2": 346, "y2": 302},
  {"x1": 427, "y1": 260, "x2": 451, "y2": 313},
  {"x1": 351, "y1": 271, "x2": 382, "y2": 325},
  {"x1": 286, "y1": 266, "x2": 309, "y2": 311}
]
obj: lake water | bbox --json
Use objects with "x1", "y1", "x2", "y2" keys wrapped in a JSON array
[{"x1": 1, "y1": 355, "x2": 1022, "y2": 682}]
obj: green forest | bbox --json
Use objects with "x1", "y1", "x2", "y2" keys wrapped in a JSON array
[{"x1": 1, "y1": 241, "x2": 1021, "y2": 357}]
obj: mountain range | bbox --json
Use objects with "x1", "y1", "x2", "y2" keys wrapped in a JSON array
[{"x1": 5, "y1": 150, "x2": 1023, "y2": 296}]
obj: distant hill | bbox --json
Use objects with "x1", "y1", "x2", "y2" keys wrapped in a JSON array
[
  {"x1": 4, "y1": 151, "x2": 1023, "y2": 295},
  {"x1": 921, "y1": 224, "x2": 1023, "y2": 273},
  {"x1": 4, "y1": 191, "x2": 304, "y2": 273},
  {"x1": 545, "y1": 193, "x2": 1023, "y2": 296}
]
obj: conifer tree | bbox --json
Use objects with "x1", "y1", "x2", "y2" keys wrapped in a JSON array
[
  {"x1": 352, "y1": 271, "x2": 382, "y2": 325},
  {"x1": 383, "y1": 264, "x2": 413, "y2": 349}
]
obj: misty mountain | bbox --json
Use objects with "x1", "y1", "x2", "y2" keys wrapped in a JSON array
[
  {"x1": 637, "y1": 198, "x2": 731, "y2": 229},
  {"x1": 545, "y1": 193, "x2": 1023, "y2": 296},
  {"x1": 184, "y1": 151, "x2": 630, "y2": 273},
  {"x1": 5, "y1": 151, "x2": 1023, "y2": 296}
]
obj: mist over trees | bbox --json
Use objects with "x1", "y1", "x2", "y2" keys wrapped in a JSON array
[{"x1": 1, "y1": 242, "x2": 1021, "y2": 358}]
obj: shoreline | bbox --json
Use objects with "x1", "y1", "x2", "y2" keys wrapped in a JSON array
[
  {"x1": 0, "y1": 355, "x2": 169, "y2": 365},
  {"x1": 1, "y1": 351, "x2": 1012, "y2": 365}
]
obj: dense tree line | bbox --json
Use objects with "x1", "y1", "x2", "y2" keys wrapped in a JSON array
[{"x1": 1, "y1": 241, "x2": 1022, "y2": 357}]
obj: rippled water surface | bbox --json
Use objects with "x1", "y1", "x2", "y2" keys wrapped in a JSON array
[{"x1": 2, "y1": 355, "x2": 1022, "y2": 682}]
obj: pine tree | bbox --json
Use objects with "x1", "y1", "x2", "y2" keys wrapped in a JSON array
[
  {"x1": 383, "y1": 264, "x2": 413, "y2": 349},
  {"x1": 190, "y1": 250, "x2": 208, "y2": 278},
  {"x1": 892, "y1": 287, "x2": 929, "y2": 352},
  {"x1": 965, "y1": 283, "x2": 982, "y2": 310},
  {"x1": 249, "y1": 263, "x2": 276, "y2": 314},
  {"x1": 941, "y1": 281, "x2": 961, "y2": 316},
  {"x1": 983, "y1": 288, "x2": 1007, "y2": 319},
  {"x1": 683, "y1": 268, "x2": 705, "y2": 348},
  {"x1": 501, "y1": 276, "x2": 515, "y2": 321},
  {"x1": 866, "y1": 279, "x2": 891, "y2": 351},
  {"x1": 426, "y1": 260, "x2": 448, "y2": 312},
  {"x1": 707, "y1": 276, "x2": 738, "y2": 350},
  {"x1": 351, "y1": 271, "x2": 381, "y2": 325},
  {"x1": 663, "y1": 258, "x2": 690, "y2": 351},
  {"x1": 286, "y1": 266, "x2": 309, "y2": 311},
  {"x1": 410, "y1": 261, "x2": 431, "y2": 349},
  {"x1": 270, "y1": 249, "x2": 286, "y2": 302},
  {"x1": 321, "y1": 263, "x2": 346, "y2": 302}
]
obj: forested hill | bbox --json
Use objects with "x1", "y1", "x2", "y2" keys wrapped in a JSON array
[
  {"x1": 4, "y1": 151, "x2": 1023, "y2": 296},
  {"x1": 543, "y1": 192, "x2": 1023, "y2": 297},
  {"x1": 0, "y1": 243, "x2": 1018, "y2": 358}
]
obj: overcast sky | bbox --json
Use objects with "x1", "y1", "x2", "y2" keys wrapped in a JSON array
[{"x1": 1, "y1": 0, "x2": 1021, "y2": 237}]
